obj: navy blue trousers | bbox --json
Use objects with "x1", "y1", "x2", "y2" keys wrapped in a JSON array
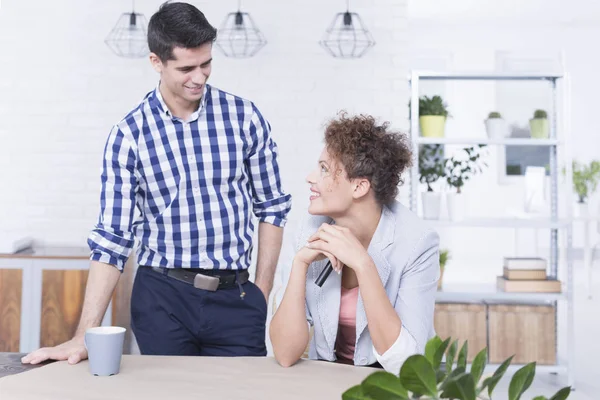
[{"x1": 130, "y1": 266, "x2": 268, "y2": 357}]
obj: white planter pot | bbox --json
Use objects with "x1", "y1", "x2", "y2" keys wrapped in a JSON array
[
  {"x1": 574, "y1": 202, "x2": 588, "y2": 218},
  {"x1": 485, "y1": 118, "x2": 509, "y2": 139},
  {"x1": 422, "y1": 192, "x2": 442, "y2": 220},
  {"x1": 446, "y1": 192, "x2": 465, "y2": 221}
]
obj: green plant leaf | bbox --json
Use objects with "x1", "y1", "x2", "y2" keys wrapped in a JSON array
[
  {"x1": 457, "y1": 341, "x2": 468, "y2": 369},
  {"x1": 425, "y1": 336, "x2": 442, "y2": 366},
  {"x1": 549, "y1": 386, "x2": 572, "y2": 400},
  {"x1": 342, "y1": 385, "x2": 373, "y2": 400},
  {"x1": 508, "y1": 362, "x2": 536, "y2": 400},
  {"x1": 481, "y1": 355, "x2": 513, "y2": 397},
  {"x1": 470, "y1": 348, "x2": 487, "y2": 386},
  {"x1": 532, "y1": 397, "x2": 548, "y2": 400},
  {"x1": 361, "y1": 371, "x2": 409, "y2": 400},
  {"x1": 440, "y1": 372, "x2": 476, "y2": 400},
  {"x1": 436, "y1": 369, "x2": 447, "y2": 384},
  {"x1": 440, "y1": 366, "x2": 466, "y2": 391},
  {"x1": 446, "y1": 339, "x2": 458, "y2": 374},
  {"x1": 399, "y1": 355, "x2": 438, "y2": 398},
  {"x1": 433, "y1": 337, "x2": 451, "y2": 373}
]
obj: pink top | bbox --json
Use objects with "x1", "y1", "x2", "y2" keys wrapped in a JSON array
[{"x1": 335, "y1": 286, "x2": 359, "y2": 363}]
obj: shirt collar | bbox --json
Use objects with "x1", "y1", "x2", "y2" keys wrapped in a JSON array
[{"x1": 150, "y1": 83, "x2": 209, "y2": 123}]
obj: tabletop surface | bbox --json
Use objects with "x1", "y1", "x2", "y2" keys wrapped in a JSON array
[
  {"x1": 0, "y1": 353, "x2": 377, "y2": 400},
  {"x1": 0, "y1": 353, "x2": 53, "y2": 378}
]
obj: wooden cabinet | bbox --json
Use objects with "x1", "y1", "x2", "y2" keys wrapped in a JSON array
[
  {"x1": 0, "y1": 269, "x2": 22, "y2": 352},
  {"x1": 0, "y1": 247, "x2": 114, "y2": 353},
  {"x1": 435, "y1": 302, "x2": 557, "y2": 365},
  {"x1": 488, "y1": 304, "x2": 556, "y2": 365},
  {"x1": 434, "y1": 303, "x2": 487, "y2": 362}
]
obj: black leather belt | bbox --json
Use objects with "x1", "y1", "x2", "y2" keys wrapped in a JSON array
[{"x1": 150, "y1": 267, "x2": 249, "y2": 291}]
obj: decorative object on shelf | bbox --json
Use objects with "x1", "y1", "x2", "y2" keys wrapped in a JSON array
[
  {"x1": 419, "y1": 144, "x2": 445, "y2": 219},
  {"x1": 105, "y1": 0, "x2": 149, "y2": 58},
  {"x1": 569, "y1": 160, "x2": 600, "y2": 217},
  {"x1": 215, "y1": 0, "x2": 267, "y2": 58},
  {"x1": 499, "y1": 257, "x2": 561, "y2": 293},
  {"x1": 438, "y1": 249, "x2": 450, "y2": 290},
  {"x1": 319, "y1": 0, "x2": 375, "y2": 58},
  {"x1": 418, "y1": 95, "x2": 449, "y2": 138},
  {"x1": 444, "y1": 145, "x2": 487, "y2": 221},
  {"x1": 341, "y1": 336, "x2": 572, "y2": 400},
  {"x1": 529, "y1": 109, "x2": 549, "y2": 139},
  {"x1": 484, "y1": 111, "x2": 510, "y2": 139},
  {"x1": 524, "y1": 166, "x2": 546, "y2": 214}
]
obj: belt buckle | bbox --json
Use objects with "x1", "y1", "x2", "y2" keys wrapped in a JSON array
[{"x1": 193, "y1": 273, "x2": 220, "y2": 291}]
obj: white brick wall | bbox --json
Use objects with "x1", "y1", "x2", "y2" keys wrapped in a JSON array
[{"x1": 0, "y1": 0, "x2": 409, "y2": 252}]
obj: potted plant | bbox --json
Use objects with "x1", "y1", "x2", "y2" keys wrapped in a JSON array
[
  {"x1": 438, "y1": 249, "x2": 450, "y2": 290},
  {"x1": 342, "y1": 336, "x2": 572, "y2": 400},
  {"x1": 484, "y1": 111, "x2": 509, "y2": 139},
  {"x1": 444, "y1": 146, "x2": 487, "y2": 221},
  {"x1": 571, "y1": 160, "x2": 600, "y2": 216},
  {"x1": 419, "y1": 95, "x2": 450, "y2": 138},
  {"x1": 419, "y1": 144, "x2": 445, "y2": 219},
  {"x1": 530, "y1": 109, "x2": 549, "y2": 138}
]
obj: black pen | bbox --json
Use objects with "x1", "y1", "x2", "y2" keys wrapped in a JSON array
[{"x1": 315, "y1": 260, "x2": 334, "y2": 287}]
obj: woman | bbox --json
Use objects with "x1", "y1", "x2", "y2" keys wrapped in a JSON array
[{"x1": 269, "y1": 112, "x2": 440, "y2": 374}]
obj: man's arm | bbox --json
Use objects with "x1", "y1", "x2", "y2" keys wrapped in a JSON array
[
  {"x1": 23, "y1": 126, "x2": 139, "y2": 365},
  {"x1": 254, "y1": 223, "x2": 284, "y2": 300},
  {"x1": 21, "y1": 261, "x2": 120, "y2": 365},
  {"x1": 245, "y1": 104, "x2": 291, "y2": 299}
]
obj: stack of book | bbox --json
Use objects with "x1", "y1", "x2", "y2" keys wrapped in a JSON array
[{"x1": 497, "y1": 257, "x2": 562, "y2": 293}]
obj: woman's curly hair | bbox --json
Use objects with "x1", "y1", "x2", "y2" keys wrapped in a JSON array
[{"x1": 324, "y1": 112, "x2": 413, "y2": 206}]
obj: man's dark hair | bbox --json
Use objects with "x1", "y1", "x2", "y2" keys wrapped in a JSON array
[{"x1": 148, "y1": 2, "x2": 217, "y2": 62}]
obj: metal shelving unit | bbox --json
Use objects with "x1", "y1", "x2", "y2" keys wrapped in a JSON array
[{"x1": 408, "y1": 70, "x2": 574, "y2": 386}]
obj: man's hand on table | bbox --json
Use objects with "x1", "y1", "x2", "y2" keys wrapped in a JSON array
[{"x1": 21, "y1": 337, "x2": 88, "y2": 365}]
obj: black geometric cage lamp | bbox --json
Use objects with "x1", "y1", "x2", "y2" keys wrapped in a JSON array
[
  {"x1": 105, "y1": 0, "x2": 149, "y2": 58},
  {"x1": 215, "y1": 0, "x2": 267, "y2": 58},
  {"x1": 319, "y1": 0, "x2": 376, "y2": 59}
]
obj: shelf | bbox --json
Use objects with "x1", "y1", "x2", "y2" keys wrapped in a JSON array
[
  {"x1": 436, "y1": 284, "x2": 565, "y2": 303},
  {"x1": 409, "y1": 71, "x2": 563, "y2": 81},
  {"x1": 416, "y1": 138, "x2": 559, "y2": 146},
  {"x1": 423, "y1": 218, "x2": 569, "y2": 229}
]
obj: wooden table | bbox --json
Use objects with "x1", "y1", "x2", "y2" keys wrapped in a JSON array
[
  {"x1": 0, "y1": 354, "x2": 375, "y2": 399},
  {"x1": 0, "y1": 353, "x2": 52, "y2": 379}
]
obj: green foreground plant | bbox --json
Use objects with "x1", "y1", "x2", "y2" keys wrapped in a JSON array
[{"x1": 342, "y1": 336, "x2": 571, "y2": 400}]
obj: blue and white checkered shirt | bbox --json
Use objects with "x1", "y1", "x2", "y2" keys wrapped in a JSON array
[{"x1": 87, "y1": 84, "x2": 291, "y2": 271}]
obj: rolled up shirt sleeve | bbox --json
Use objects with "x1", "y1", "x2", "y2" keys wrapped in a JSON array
[
  {"x1": 246, "y1": 104, "x2": 291, "y2": 227},
  {"x1": 373, "y1": 229, "x2": 440, "y2": 374},
  {"x1": 87, "y1": 126, "x2": 139, "y2": 271}
]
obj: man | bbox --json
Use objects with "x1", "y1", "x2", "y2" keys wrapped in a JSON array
[{"x1": 22, "y1": 1, "x2": 290, "y2": 364}]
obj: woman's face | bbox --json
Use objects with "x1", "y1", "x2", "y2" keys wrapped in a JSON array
[{"x1": 306, "y1": 148, "x2": 355, "y2": 217}]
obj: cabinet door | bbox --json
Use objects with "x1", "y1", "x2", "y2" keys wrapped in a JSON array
[
  {"x1": 40, "y1": 270, "x2": 88, "y2": 347},
  {"x1": 488, "y1": 304, "x2": 556, "y2": 365},
  {"x1": 434, "y1": 303, "x2": 487, "y2": 362},
  {"x1": 0, "y1": 269, "x2": 22, "y2": 352}
]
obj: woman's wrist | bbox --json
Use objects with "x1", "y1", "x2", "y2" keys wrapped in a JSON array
[
  {"x1": 355, "y1": 258, "x2": 377, "y2": 280},
  {"x1": 292, "y1": 256, "x2": 311, "y2": 272}
]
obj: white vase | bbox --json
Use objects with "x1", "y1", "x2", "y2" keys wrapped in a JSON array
[
  {"x1": 574, "y1": 202, "x2": 588, "y2": 218},
  {"x1": 446, "y1": 192, "x2": 465, "y2": 221},
  {"x1": 484, "y1": 118, "x2": 509, "y2": 139},
  {"x1": 422, "y1": 192, "x2": 442, "y2": 220}
]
